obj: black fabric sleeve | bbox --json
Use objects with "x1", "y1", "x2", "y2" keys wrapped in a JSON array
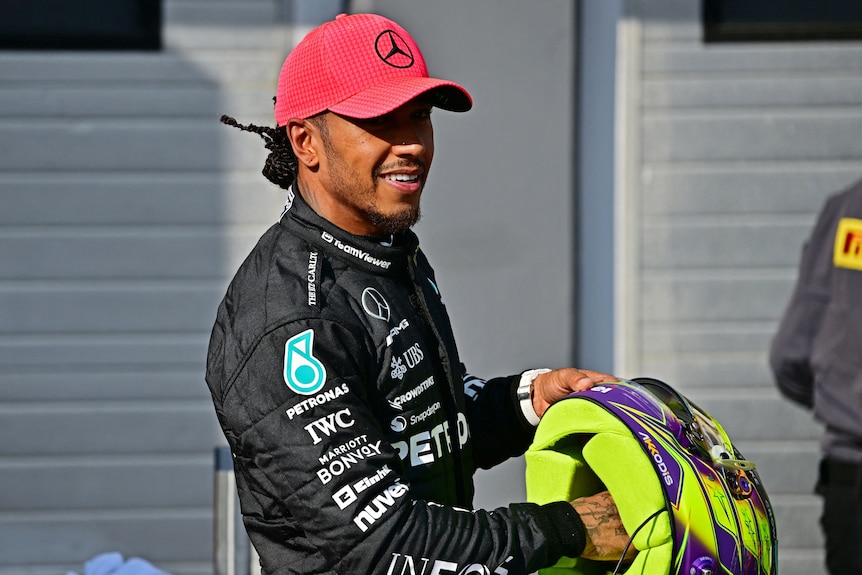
[{"x1": 462, "y1": 369, "x2": 537, "y2": 470}]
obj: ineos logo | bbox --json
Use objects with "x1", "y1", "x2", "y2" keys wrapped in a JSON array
[
  {"x1": 362, "y1": 287, "x2": 390, "y2": 321},
  {"x1": 375, "y1": 30, "x2": 414, "y2": 69}
]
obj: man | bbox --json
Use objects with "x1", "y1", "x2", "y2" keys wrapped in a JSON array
[
  {"x1": 770, "y1": 178, "x2": 862, "y2": 575},
  {"x1": 207, "y1": 13, "x2": 632, "y2": 574}
]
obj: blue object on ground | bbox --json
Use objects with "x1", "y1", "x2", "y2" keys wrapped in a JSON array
[{"x1": 66, "y1": 552, "x2": 172, "y2": 575}]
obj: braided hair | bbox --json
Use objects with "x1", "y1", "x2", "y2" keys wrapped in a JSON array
[{"x1": 220, "y1": 114, "x2": 297, "y2": 190}]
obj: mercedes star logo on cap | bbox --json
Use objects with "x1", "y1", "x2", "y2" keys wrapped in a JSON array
[{"x1": 375, "y1": 30, "x2": 415, "y2": 69}]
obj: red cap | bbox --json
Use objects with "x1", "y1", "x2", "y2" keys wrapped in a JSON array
[{"x1": 274, "y1": 13, "x2": 472, "y2": 125}]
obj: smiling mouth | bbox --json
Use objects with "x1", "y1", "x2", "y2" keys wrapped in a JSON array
[{"x1": 381, "y1": 173, "x2": 420, "y2": 184}]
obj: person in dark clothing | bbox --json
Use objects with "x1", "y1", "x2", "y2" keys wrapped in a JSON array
[
  {"x1": 770, "y1": 177, "x2": 862, "y2": 575},
  {"x1": 207, "y1": 13, "x2": 634, "y2": 575}
]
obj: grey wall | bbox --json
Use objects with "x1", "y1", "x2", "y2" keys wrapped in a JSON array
[
  {"x1": 0, "y1": 0, "x2": 577, "y2": 573},
  {"x1": 617, "y1": 1, "x2": 862, "y2": 573},
  {"x1": 0, "y1": 1, "x2": 285, "y2": 573},
  {"x1": 576, "y1": 0, "x2": 621, "y2": 374}
]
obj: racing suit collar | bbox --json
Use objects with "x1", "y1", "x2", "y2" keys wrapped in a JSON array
[{"x1": 281, "y1": 184, "x2": 419, "y2": 276}]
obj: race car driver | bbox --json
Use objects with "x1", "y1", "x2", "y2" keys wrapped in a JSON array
[{"x1": 206, "y1": 12, "x2": 633, "y2": 575}]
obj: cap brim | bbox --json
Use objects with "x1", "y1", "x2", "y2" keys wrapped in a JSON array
[{"x1": 328, "y1": 76, "x2": 472, "y2": 119}]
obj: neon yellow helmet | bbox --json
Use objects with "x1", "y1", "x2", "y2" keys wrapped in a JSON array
[{"x1": 526, "y1": 378, "x2": 777, "y2": 575}]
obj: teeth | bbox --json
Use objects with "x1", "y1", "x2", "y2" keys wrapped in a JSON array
[{"x1": 384, "y1": 174, "x2": 418, "y2": 182}]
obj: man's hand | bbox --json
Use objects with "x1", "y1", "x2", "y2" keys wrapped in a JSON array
[
  {"x1": 531, "y1": 368, "x2": 616, "y2": 419},
  {"x1": 571, "y1": 491, "x2": 637, "y2": 563}
]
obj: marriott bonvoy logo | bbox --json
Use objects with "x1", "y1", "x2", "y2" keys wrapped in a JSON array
[{"x1": 321, "y1": 231, "x2": 392, "y2": 269}]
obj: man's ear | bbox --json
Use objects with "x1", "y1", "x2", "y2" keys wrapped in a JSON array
[{"x1": 287, "y1": 118, "x2": 321, "y2": 169}]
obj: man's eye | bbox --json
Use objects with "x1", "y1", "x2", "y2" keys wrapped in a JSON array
[{"x1": 362, "y1": 115, "x2": 389, "y2": 126}]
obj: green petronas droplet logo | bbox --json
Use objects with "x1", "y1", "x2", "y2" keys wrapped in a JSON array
[{"x1": 284, "y1": 329, "x2": 327, "y2": 395}]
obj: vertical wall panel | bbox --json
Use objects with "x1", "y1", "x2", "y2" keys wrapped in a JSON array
[
  {"x1": 0, "y1": 1, "x2": 285, "y2": 573},
  {"x1": 618, "y1": 1, "x2": 862, "y2": 573}
]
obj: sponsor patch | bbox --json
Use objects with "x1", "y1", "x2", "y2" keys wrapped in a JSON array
[
  {"x1": 463, "y1": 374, "x2": 486, "y2": 401},
  {"x1": 332, "y1": 465, "x2": 392, "y2": 510},
  {"x1": 834, "y1": 217, "x2": 862, "y2": 271},
  {"x1": 316, "y1": 438, "x2": 383, "y2": 485},
  {"x1": 307, "y1": 251, "x2": 319, "y2": 307},
  {"x1": 285, "y1": 382, "x2": 349, "y2": 420},
  {"x1": 284, "y1": 329, "x2": 327, "y2": 395},
  {"x1": 391, "y1": 412, "x2": 470, "y2": 467},
  {"x1": 353, "y1": 482, "x2": 409, "y2": 532},
  {"x1": 321, "y1": 232, "x2": 392, "y2": 270},
  {"x1": 388, "y1": 376, "x2": 435, "y2": 410},
  {"x1": 304, "y1": 408, "x2": 355, "y2": 445},
  {"x1": 387, "y1": 553, "x2": 514, "y2": 575}
]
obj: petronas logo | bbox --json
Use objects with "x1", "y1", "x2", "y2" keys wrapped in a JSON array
[{"x1": 283, "y1": 329, "x2": 327, "y2": 395}]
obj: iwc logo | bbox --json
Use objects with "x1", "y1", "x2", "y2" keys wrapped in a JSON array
[
  {"x1": 375, "y1": 30, "x2": 414, "y2": 69},
  {"x1": 284, "y1": 329, "x2": 327, "y2": 395}
]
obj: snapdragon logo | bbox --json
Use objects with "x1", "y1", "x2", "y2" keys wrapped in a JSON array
[{"x1": 284, "y1": 329, "x2": 327, "y2": 395}]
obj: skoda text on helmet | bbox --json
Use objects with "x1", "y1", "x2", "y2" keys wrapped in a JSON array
[
  {"x1": 274, "y1": 13, "x2": 473, "y2": 124},
  {"x1": 526, "y1": 378, "x2": 777, "y2": 575}
]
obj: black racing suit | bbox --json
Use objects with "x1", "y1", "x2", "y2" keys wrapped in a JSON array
[{"x1": 206, "y1": 187, "x2": 585, "y2": 575}]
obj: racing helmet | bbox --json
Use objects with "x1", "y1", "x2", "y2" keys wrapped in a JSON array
[{"x1": 525, "y1": 378, "x2": 777, "y2": 575}]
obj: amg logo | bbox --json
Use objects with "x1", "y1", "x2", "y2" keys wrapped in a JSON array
[{"x1": 353, "y1": 482, "x2": 409, "y2": 532}]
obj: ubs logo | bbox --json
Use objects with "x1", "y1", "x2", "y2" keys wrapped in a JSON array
[{"x1": 375, "y1": 30, "x2": 414, "y2": 69}]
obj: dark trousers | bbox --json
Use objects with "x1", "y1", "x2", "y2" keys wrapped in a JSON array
[{"x1": 816, "y1": 457, "x2": 862, "y2": 575}]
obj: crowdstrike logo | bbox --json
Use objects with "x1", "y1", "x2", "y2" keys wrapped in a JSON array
[
  {"x1": 388, "y1": 376, "x2": 435, "y2": 410},
  {"x1": 375, "y1": 30, "x2": 414, "y2": 69}
]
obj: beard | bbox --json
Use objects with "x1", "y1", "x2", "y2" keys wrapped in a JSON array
[
  {"x1": 325, "y1": 148, "x2": 423, "y2": 234},
  {"x1": 368, "y1": 205, "x2": 421, "y2": 234}
]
